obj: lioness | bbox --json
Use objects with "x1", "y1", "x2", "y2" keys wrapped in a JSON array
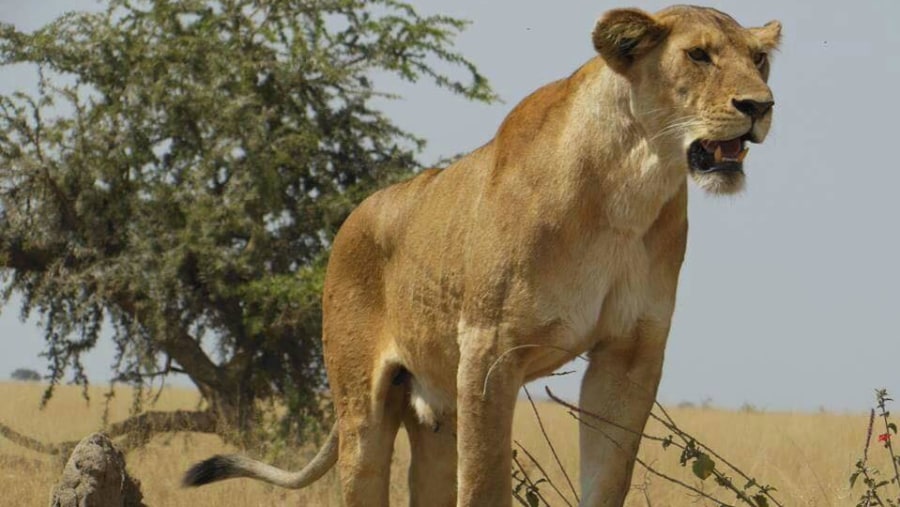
[{"x1": 185, "y1": 5, "x2": 781, "y2": 507}]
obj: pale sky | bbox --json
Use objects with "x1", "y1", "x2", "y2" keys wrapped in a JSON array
[{"x1": 1, "y1": 0, "x2": 898, "y2": 412}]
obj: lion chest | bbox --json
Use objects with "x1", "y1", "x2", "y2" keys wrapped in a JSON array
[{"x1": 537, "y1": 232, "x2": 651, "y2": 354}]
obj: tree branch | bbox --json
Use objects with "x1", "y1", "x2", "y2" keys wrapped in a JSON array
[
  {"x1": 108, "y1": 290, "x2": 224, "y2": 391},
  {"x1": 0, "y1": 409, "x2": 217, "y2": 459},
  {"x1": 0, "y1": 238, "x2": 58, "y2": 273}
]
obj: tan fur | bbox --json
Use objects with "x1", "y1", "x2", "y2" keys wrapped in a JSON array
[{"x1": 185, "y1": 5, "x2": 781, "y2": 506}]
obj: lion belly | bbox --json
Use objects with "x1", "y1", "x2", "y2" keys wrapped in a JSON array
[{"x1": 385, "y1": 230, "x2": 652, "y2": 427}]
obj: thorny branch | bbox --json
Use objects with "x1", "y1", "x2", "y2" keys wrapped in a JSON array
[
  {"x1": 545, "y1": 387, "x2": 783, "y2": 507},
  {"x1": 523, "y1": 385, "x2": 579, "y2": 504}
]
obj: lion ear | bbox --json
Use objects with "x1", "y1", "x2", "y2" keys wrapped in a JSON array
[
  {"x1": 592, "y1": 9, "x2": 668, "y2": 75},
  {"x1": 751, "y1": 20, "x2": 782, "y2": 50}
]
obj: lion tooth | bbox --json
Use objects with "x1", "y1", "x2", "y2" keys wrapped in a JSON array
[
  {"x1": 714, "y1": 146, "x2": 723, "y2": 163},
  {"x1": 736, "y1": 147, "x2": 749, "y2": 162}
]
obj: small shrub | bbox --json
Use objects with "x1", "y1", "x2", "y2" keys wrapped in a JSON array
[{"x1": 850, "y1": 389, "x2": 900, "y2": 506}]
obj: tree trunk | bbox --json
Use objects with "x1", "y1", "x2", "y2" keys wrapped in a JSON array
[{"x1": 190, "y1": 363, "x2": 260, "y2": 443}]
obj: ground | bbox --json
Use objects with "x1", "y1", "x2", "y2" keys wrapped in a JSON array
[{"x1": 0, "y1": 382, "x2": 882, "y2": 506}]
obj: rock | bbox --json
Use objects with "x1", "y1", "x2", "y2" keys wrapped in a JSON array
[{"x1": 49, "y1": 432, "x2": 145, "y2": 507}]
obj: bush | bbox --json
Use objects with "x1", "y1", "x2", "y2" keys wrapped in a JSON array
[{"x1": 10, "y1": 368, "x2": 41, "y2": 382}]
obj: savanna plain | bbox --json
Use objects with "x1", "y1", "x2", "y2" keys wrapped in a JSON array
[{"x1": 0, "y1": 382, "x2": 883, "y2": 506}]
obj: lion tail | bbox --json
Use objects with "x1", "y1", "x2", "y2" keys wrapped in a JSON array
[{"x1": 183, "y1": 422, "x2": 338, "y2": 489}]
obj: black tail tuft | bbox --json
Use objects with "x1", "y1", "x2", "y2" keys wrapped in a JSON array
[{"x1": 182, "y1": 455, "x2": 239, "y2": 487}]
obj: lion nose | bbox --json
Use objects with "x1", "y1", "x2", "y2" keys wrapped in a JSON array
[{"x1": 732, "y1": 98, "x2": 774, "y2": 119}]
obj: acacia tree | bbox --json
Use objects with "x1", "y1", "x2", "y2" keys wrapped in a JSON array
[{"x1": 0, "y1": 0, "x2": 494, "y2": 438}]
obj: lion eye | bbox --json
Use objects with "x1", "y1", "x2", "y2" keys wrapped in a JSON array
[
  {"x1": 687, "y1": 47, "x2": 712, "y2": 63},
  {"x1": 753, "y1": 52, "x2": 768, "y2": 68}
]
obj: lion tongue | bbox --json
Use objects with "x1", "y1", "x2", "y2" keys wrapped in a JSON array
[{"x1": 702, "y1": 138, "x2": 742, "y2": 157}]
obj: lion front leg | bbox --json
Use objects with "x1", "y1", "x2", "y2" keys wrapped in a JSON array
[
  {"x1": 578, "y1": 321, "x2": 669, "y2": 507},
  {"x1": 455, "y1": 327, "x2": 523, "y2": 507}
]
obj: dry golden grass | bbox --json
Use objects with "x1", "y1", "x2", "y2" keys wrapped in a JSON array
[{"x1": 0, "y1": 382, "x2": 891, "y2": 506}]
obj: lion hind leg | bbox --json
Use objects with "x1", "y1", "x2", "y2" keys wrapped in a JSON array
[
  {"x1": 334, "y1": 368, "x2": 405, "y2": 507},
  {"x1": 404, "y1": 407, "x2": 457, "y2": 507}
]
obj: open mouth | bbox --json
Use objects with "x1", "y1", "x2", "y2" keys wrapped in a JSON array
[{"x1": 688, "y1": 134, "x2": 752, "y2": 173}]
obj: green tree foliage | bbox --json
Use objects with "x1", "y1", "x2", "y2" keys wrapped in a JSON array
[{"x1": 0, "y1": 0, "x2": 494, "y2": 437}]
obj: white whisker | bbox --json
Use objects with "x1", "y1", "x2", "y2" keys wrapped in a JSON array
[{"x1": 648, "y1": 116, "x2": 705, "y2": 143}]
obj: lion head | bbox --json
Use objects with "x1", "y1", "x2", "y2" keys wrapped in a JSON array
[{"x1": 593, "y1": 5, "x2": 782, "y2": 195}]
